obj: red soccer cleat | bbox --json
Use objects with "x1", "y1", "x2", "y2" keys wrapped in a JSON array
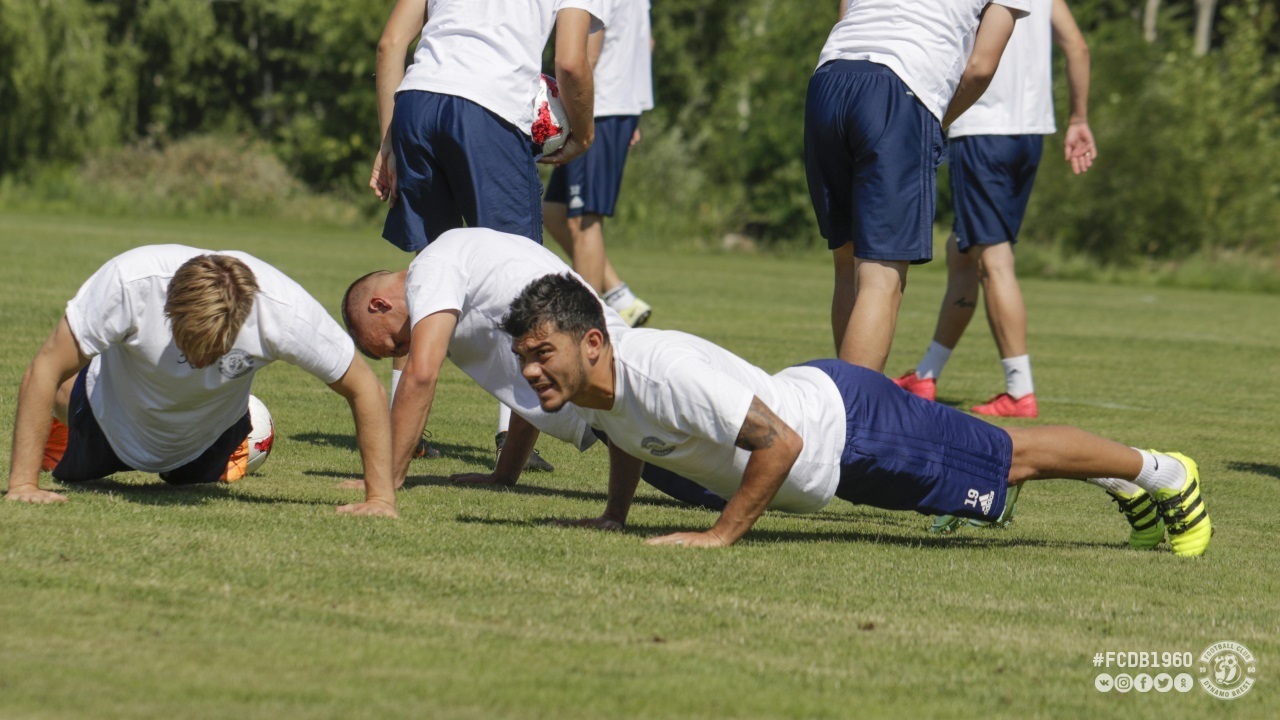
[
  {"x1": 971, "y1": 392, "x2": 1038, "y2": 418},
  {"x1": 892, "y1": 371, "x2": 937, "y2": 401}
]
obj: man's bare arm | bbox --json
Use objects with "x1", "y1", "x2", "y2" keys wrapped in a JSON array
[
  {"x1": 390, "y1": 311, "x2": 457, "y2": 486},
  {"x1": 941, "y1": 4, "x2": 1018, "y2": 129},
  {"x1": 330, "y1": 356, "x2": 398, "y2": 517},
  {"x1": 557, "y1": 439, "x2": 645, "y2": 531},
  {"x1": 647, "y1": 397, "x2": 802, "y2": 547},
  {"x1": 6, "y1": 317, "x2": 88, "y2": 504}
]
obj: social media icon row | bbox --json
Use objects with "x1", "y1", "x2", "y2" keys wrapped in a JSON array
[{"x1": 1096, "y1": 673, "x2": 1193, "y2": 693}]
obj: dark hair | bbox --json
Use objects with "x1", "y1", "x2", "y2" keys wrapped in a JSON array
[
  {"x1": 341, "y1": 270, "x2": 391, "y2": 360},
  {"x1": 502, "y1": 273, "x2": 609, "y2": 344}
]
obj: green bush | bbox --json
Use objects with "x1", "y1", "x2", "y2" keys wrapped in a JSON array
[
  {"x1": 1, "y1": 135, "x2": 364, "y2": 224},
  {"x1": 1026, "y1": 2, "x2": 1280, "y2": 263}
]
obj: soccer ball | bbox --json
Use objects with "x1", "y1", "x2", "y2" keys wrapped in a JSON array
[
  {"x1": 246, "y1": 394, "x2": 275, "y2": 474},
  {"x1": 531, "y1": 73, "x2": 570, "y2": 155}
]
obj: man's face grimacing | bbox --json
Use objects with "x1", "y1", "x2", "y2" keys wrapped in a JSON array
[{"x1": 511, "y1": 323, "x2": 592, "y2": 413}]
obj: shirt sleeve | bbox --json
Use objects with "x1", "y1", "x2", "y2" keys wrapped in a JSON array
[
  {"x1": 662, "y1": 358, "x2": 756, "y2": 447},
  {"x1": 406, "y1": 253, "x2": 469, "y2": 328},
  {"x1": 557, "y1": 0, "x2": 606, "y2": 33},
  {"x1": 990, "y1": 0, "x2": 1031, "y2": 19},
  {"x1": 266, "y1": 281, "x2": 356, "y2": 385},
  {"x1": 63, "y1": 258, "x2": 132, "y2": 358}
]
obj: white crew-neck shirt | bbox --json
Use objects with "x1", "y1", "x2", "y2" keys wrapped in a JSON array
[
  {"x1": 593, "y1": 0, "x2": 654, "y2": 117},
  {"x1": 64, "y1": 245, "x2": 355, "y2": 472},
  {"x1": 949, "y1": 0, "x2": 1055, "y2": 137},
  {"x1": 398, "y1": 0, "x2": 603, "y2": 134},
  {"x1": 404, "y1": 229, "x2": 627, "y2": 450},
  {"x1": 816, "y1": 0, "x2": 1032, "y2": 121},
  {"x1": 572, "y1": 329, "x2": 848, "y2": 514}
]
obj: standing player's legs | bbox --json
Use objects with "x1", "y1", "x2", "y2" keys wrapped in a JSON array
[
  {"x1": 543, "y1": 116, "x2": 651, "y2": 327},
  {"x1": 805, "y1": 61, "x2": 941, "y2": 372},
  {"x1": 897, "y1": 136, "x2": 1042, "y2": 417}
]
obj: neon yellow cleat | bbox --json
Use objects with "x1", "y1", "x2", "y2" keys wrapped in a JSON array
[
  {"x1": 1107, "y1": 486, "x2": 1165, "y2": 550},
  {"x1": 616, "y1": 298, "x2": 652, "y2": 327},
  {"x1": 1151, "y1": 452, "x2": 1212, "y2": 557}
]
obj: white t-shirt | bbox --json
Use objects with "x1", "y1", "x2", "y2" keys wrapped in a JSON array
[
  {"x1": 64, "y1": 245, "x2": 355, "y2": 473},
  {"x1": 572, "y1": 330, "x2": 848, "y2": 514},
  {"x1": 593, "y1": 0, "x2": 654, "y2": 117},
  {"x1": 404, "y1": 229, "x2": 627, "y2": 451},
  {"x1": 816, "y1": 0, "x2": 1032, "y2": 122},
  {"x1": 398, "y1": 0, "x2": 603, "y2": 134},
  {"x1": 949, "y1": 0, "x2": 1055, "y2": 137}
]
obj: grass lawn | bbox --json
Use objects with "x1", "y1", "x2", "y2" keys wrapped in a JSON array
[{"x1": 1, "y1": 211, "x2": 1277, "y2": 719}]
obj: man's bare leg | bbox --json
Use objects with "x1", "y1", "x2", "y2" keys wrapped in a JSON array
[
  {"x1": 832, "y1": 244, "x2": 908, "y2": 372},
  {"x1": 977, "y1": 242, "x2": 1027, "y2": 359}
]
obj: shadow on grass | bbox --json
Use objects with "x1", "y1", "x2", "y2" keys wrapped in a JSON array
[
  {"x1": 65, "y1": 477, "x2": 337, "y2": 507},
  {"x1": 291, "y1": 432, "x2": 495, "y2": 468},
  {"x1": 454, "y1": 515, "x2": 1120, "y2": 551},
  {"x1": 1226, "y1": 461, "x2": 1280, "y2": 481},
  {"x1": 442, "y1": 477, "x2": 716, "y2": 511}
]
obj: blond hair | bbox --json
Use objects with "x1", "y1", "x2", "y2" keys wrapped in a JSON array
[{"x1": 165, "y1": 255, "x2": 259, "y2": 364}]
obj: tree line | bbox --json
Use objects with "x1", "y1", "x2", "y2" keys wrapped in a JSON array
[{"x1": 2, "y1": 0, "x2": 1278, "y2": 260}]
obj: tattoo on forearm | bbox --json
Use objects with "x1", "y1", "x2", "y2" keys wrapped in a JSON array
[
  {"x1": 953, "y1": 297, "x2": 977, "y2": 309},
  {"x1": 735, "y1": 397, "x2": 782, "y2": 451}
]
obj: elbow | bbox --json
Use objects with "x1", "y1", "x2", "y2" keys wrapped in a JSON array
[
  {"x1": 555, "y1": 56, "x2": 590, "y2": 82},
  {"x1": 967, "y1": 59, "x2": 999, "y2": 88},
  {"x1": 376, "y1": 36, "x2": 406, "y2": 64}
]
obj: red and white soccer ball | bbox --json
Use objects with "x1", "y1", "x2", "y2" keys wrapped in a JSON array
[
  {"x1": 246, "y1": 394, "x2": 275, "y2": 474},
  {"x1": 531, "y1": 73, "x2": 571, "y2": 155}
]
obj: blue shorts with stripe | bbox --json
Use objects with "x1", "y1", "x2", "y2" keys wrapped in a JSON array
[
  {"x1": 804, "y1": 60, "x2": 944, "y2": 260},
  {"x1": 382, "y1": 91, "x2": 544, "y2": 252},
  {"x1": 52, "y1": 366, "x2": 251, "y2": 485},
  {"x1": 545, "y1": 115, "x2": 640, "y2": 218},
  {"x1": 949, "y1": 134, "x2": 1043, "y2": 252},
  {"x1": 799, "y1": 359, "x2": 1012, "y2": 522}
]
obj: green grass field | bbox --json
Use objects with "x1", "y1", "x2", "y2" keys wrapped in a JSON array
[{"x1": 1, "y1": 211, "x2": 1277, "y2": 719}]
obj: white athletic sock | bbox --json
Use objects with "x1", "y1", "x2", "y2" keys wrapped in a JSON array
[
  {"x1": 603, "y1": 283, "x2": 637, "y2": 310},
  {"x1": 915, "y1": 341, "x2": 952, "y2": 380},
  {"x1": 1001, "y1": 355, "x2": 1034, "y2": 398},
  {"x1": 1130, "y1": 449, "x2": 1187, "y2": 493},
  {"x1": 1085, "y1": 477, "x2": 1144, "y2": 495},
  {"x1": 497, "y1": 402, "x2": 511, "y2": 435},
  {"x1": 389, "y1": 369, "x2": 402, "y2": 410}
]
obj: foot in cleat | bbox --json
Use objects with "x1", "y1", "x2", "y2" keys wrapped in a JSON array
[
  {"x1": 1108, "y1": 486, "x2": 1165, "y2": 550},
  {"x1": 414, "y1": 431, "x2": 441, "y2": 459},
  {"x1": 1150, "y1": 451, "x2": 1212, "y2": 557}
]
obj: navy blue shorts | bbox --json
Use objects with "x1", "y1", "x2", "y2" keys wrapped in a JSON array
[
  {"x1": 52, "y1": 367, "x2": 252, "y2": 485},
  {"x1": 804, "y1": 60, "x2": 944, "y2": 259},
  {"x1": 799, "y1": 359, "x2": 1012, "y2": 522},
  {"x1": 382, "y1": 91, "x2": 544, "y2": 252},
  {"x1": 544, "y1": 115, "x2": 640, "y2": 218},
  {"x1": 950, "y1": 134, "x2": 1043, "y2": 251}
]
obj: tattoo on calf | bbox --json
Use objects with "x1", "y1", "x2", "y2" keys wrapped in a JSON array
[
  {"x1": 953, "y1": 297, "x2": 977, "y2": 309},
  {"x1": 734, "y1": 397, "x2": 782, "y2": 451}
]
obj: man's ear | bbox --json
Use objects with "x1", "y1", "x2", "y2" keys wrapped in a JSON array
[
  {"x1": 370, "y1": 296, "x2": 392, "y2": 313},
  {"x1": 583, "y1": 328, "x2": 605, "y2": 360}
]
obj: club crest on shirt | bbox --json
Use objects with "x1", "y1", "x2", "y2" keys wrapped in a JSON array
[
  {"x1": 641, "y1": 436, "x2": 674, "y2": 457},
  {"x1": 218, "y1": 350, "x2": 255, "y2": 379}
]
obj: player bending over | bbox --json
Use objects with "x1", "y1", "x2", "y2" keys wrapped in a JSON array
[
  {"x1": 502, "y1": 273, "x2": 1213, "y2": 557},
  {"x1": 340, "y1": 228, "x2": 723, "y2": 509},
  {"x1": 6, "y1": 245, "x2": 397, "y2": 518}
]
